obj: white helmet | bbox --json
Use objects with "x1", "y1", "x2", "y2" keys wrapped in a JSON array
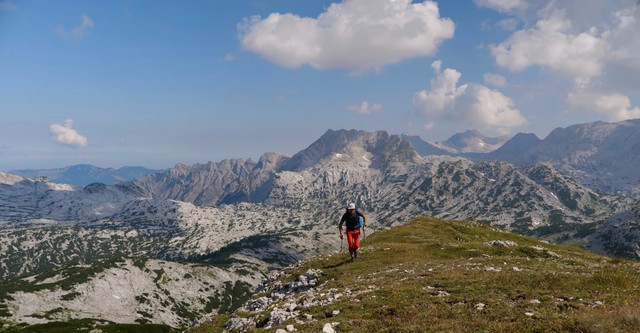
[{"x1": 347, "y1": 203, "x2": 356, "y2": 210}]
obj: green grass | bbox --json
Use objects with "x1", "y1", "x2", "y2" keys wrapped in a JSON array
[
  {"x1": 188, "y1": 217, "x2": 640, "y2": 333},
  {"x1": 0, "y1": 318, "x2": 178, "y2": 332},
  {"x1": 189, "y1": 234, "x2": 280, "y2": 267}
]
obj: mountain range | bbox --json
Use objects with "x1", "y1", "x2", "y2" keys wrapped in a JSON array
[
  {"x1": 403, "y1": 119, "x2": 640, "y2": 196},
  {"x1": 8, "y1": 164, "x2": 163, "y2": 187},
  {"x1": 11, "y1": 119, "x2": 640, "y2": 197},
  {"x1": 1, "y1": 119, "x2": 640, "y2": 330}
]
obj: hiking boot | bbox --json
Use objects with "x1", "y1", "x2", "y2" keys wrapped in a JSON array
[{"x1": 354, "y1": 249, "x2": 359, "y2": 258}]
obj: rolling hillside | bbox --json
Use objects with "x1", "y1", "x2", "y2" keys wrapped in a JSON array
[{"x1": 191, "y1": 217, "x2": 640, "y2": 333}]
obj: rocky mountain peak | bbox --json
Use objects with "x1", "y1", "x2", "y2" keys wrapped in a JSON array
[
  {"x1": 516, "y1": 119, "x2": 640, "y2": 195},
  {"x1": 468, "y1": 133, "x2": 542, "y2": 163},
  {"x1": 401, "y1": 133, "x2": 450, "y2": 156},
  {"x1": 436, "y1": 129, "x2": 510, "y2": 153},
  {"x1": 255, "y1": 152, "x2": 290, "y2": 170},
  {"x1": 280, "y1": 129, "x2": 369, "y2": 171},
  {"x1": 168, "y1": 162, "x2": 194, "y2": 177},
  {"x1": 0, "y1": 172, "x2": 25, "y2": 185},
  {"x1": 524, "y1": 162, "x2": 562, "y2": 181},
  {"x1": 114, "y1": 182, "x2": 148, "y2": 197},
  {"x1": 482, "y1": 132, "x2": 541, "y2": 162},
  {"x1": 501, "y1": 132, "x2": 541, "y2": 150},
  {"x1": 543, "y1": 121, "x2": 618, "y2": 150},
  {"x1": 281, "y1": 129, "x2": 418, "y2": 172},
  {"x1": 83, "y1": 182, "x2": 108, "y2": 194}
]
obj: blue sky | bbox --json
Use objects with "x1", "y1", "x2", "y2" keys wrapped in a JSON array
[{"x1": 1, "y1": 0, "x2": 639, "y2": 170}]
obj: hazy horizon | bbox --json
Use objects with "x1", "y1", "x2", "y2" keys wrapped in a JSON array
[{"x1": 0, "y1": 126, "x2": 523, "y2": 171}]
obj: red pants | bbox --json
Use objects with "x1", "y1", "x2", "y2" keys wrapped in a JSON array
[{"x1": 346, "y1": 229, "x2": 361, "y2": 255}]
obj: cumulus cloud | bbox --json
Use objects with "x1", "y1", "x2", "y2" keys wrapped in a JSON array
[
  {"x1": 484, "y1": 73, "x2": 508, "y2": 87},
  {"x1": 490, "y1": 9, "x2": 608, "y2": 84},
  {"x1": 346, "y1": 101, "x2": 382, "y2": 115},
  {"x1": 413, "y1": 61, "x2": 527, "y2": 132},
  {"x1": 238, "y1": 0, "x2": 455, "y2": 73},
  {"x1": 50, "y1": 119, "x2": 89, "y2": 147},
  {"x1": 567, "y1": 91, "x2": 640, "y2": 121},
  {"x1": 473, "y1": 0, "x2": 527, "y2": 13},
  {"x1": 488, "y1": 2, "x2": 640, "y2": 86},
  {"x1": 608, "y1": 4, "x2": 640, "y2": 72},
  {"x1": 56, "y1": 14, "x2": 94, "y2": 40},
  {"x1": 483, "y1": 1, "x2": 640, "y2": 122}
]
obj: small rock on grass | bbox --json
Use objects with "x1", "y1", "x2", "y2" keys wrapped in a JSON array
[
  {"x1": 590, "y1": 301, "x2": 604, "y2": 308},
  {"x1": 322, "y1": 323, "x2": 335, "y2": 333}
]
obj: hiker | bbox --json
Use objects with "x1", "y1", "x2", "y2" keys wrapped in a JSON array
[{"x1": 339, "y1": 203, "x2": 367, "y2": 262}]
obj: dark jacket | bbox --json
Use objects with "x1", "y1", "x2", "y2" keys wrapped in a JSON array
[{"x1": 341, "y1": 209, "x2": 364, "y2": 231}]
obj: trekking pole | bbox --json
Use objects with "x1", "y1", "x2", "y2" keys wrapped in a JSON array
[{"x1": 340, "y1": 233, "x2": 344, "y2": 253}]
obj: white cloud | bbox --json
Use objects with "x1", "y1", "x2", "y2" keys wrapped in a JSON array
[
  {"x1": 346, "y1": 101, "x2": 382, "y2": 115},
  {"x1": 496, "y1": 18, "x2": 519, "y2": 31},
  {"x1": 413, "y1": 61, "x2": 527, "y2": 132},
  {"x1": 50, "y1": 119, "x2": 89, "y2": 147},
  {"x1": 224, "y1": 53, "x2": 236, "y2": 62},
  {"x1": 567, "y1": 91, "x2": 640, "y2": 121},
  {"x1": 473, "y1": 0, "x2": 527, "y2": 13},
  {"x1": 0, "y1": 0, "x2": 16, "y2": 11},
  {"x1": 484, "y1": 73, "x2": 508, "y2": 87},
  {"x1": 608, "y1": 5, "x2": 640, "y2": 72},
  {"x1": 490, "y1": 9, "x2": 608, "y2": 84},
  {"x1": 488, "y1": 1, "x2": 640, "y2": 88},
  {"x1": 238, "y1": 0, "x2": 455, "y2": 74},
  {"x1": 482, "y1": 0, "x2": 640, "y2": 124},
  {"x1": 56, "y1": 14, "x2": 94, "y2": 40}
]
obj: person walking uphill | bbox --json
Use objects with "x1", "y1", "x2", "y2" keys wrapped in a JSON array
[{"x1": 339, "y1": 203, "x2": 367, "y2": 262}]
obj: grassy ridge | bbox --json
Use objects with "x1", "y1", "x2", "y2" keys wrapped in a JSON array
[{"x1": 191, "y1": 217, "x2": 640, "y2": 332}]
